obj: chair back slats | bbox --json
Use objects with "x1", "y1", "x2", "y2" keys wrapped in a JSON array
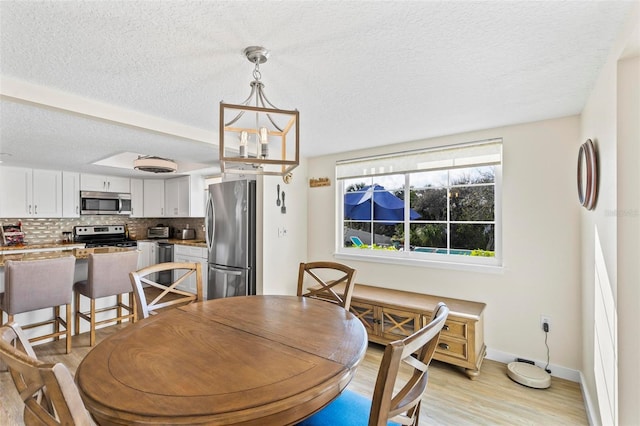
[
  {"x1": 0, "y1": 322, "x2": 93, "y2": 425},
  {"x1": 369, "y1": 302, "x2": 449, "y2": 426},
  {"x1": 297, "y1": 261, "x2": 357, "y2": 310},
  {"x1": 129, "y1": 262, "x2": 203, "y2": 320}
]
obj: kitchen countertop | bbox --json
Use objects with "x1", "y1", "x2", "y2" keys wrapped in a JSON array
[
  {"x1": 166, "y1": 239, "x2": 206, "y2": 248},
  {"x1": 138, "y1": 239, "x2": 206, "y2": 248},
  {"x1": 0, "y1": 244, "x2": 128, "y2": 267},
  {"x1": 1, "y1": 250, "x2": 77, "y2": 266},
  {"x1": 0, "y1": 240, "x2": 206, "y2": 266},
  {"x1": 0, "y1": 243, "x2": 84, "y2": 253}
]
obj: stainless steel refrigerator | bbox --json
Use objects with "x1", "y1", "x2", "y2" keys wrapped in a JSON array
[{"x1": 205, "y1": 179, "x2": 257, "y2": 299}]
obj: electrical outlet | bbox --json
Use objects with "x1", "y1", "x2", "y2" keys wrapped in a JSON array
[{"x1": 540, "y1": 315, "x2": 551, "y2": 332}]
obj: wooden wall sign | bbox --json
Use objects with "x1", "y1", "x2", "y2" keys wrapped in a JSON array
[{"x1": 309, "y1": 177, "x2": 331, "y2": 188}]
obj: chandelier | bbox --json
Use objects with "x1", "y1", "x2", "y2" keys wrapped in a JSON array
[{"x1": 219, "y1": 46, "x2": 299, "y2": 177}]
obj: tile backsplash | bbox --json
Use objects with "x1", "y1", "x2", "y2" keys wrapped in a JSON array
[{"x1": 0, "y1": 216, "x2": 205, "y2": 245}]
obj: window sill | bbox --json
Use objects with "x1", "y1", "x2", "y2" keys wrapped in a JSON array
[{"x1": 334, "y1": 250, "x2": 504, "y2": 274}]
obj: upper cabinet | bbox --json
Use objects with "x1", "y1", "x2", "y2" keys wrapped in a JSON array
[
  {"x1": 165, "y1": 175, "x2": 205, "y2": 217},
  {"x1": 80, "y1": 173, "x2": 130, "y2": 193},
  {"x1": 62, "y1": 171, "x2": 80, "y2": 218},
  {"x1": 143, "y1": 179, "x2": 165, "y2": 217},
  {"x1": 0, "y1": 166, "x2": 205, "y2": 219},
  {"x1": 130, "y1": 178, "x2": 145, "y2": 218},
  {"x1": 129, "y1": 176, "x2": 205, "y2": 218},
  {"x1": 0, "y1": 167, "x2": 62, "y2": 218}
]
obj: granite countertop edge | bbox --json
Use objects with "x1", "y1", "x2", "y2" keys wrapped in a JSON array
[{"x1": 1, "y1": 240, "x2": 206, "y2": 266}]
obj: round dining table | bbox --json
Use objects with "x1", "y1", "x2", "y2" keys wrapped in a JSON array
[{"x1": 75, "y1": 295, "x2": 368, "y2": 425}]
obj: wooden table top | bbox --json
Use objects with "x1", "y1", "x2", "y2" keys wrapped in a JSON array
[{"x1": 75, "y1": 295, "x2": 368, "y2": 426}]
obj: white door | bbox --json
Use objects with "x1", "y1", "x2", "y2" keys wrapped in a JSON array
[
  {"x1": 164, "y1": 177, "x2": 180, "y2": 217},
  {"x1": 81, "y1": 173, "x2": 108, "y2": 191},
  {"x1": 32, "y1": 169, "x2": 62, "y2": 217},
  {"x1": 62, "y1": 171, "x2": 80, "y2": 218},
  {"x1": 143, "y1": 180, "x2": 165, "y2": 217},
  {"x1": 107, "y1": 176, "x2": 130, "y2": 193},
  {"x1": 130, "y1": 178, "x2": 144, "y2": 218},
  {"x1": 0, "y1": 166, "x2": 32, "y2": 217}
]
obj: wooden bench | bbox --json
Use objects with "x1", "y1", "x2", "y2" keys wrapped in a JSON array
[{"x1": 347, "y1": 283, "x2": 486, "y2": 379}]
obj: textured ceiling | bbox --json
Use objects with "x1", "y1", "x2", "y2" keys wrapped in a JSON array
[{"x1": 0, "y1": 1, "x2": 635, "y2": 177}]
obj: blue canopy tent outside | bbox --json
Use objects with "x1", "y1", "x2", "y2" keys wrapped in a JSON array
[{"x1": 344, "y1": 184, "x2": 420, "y2": 223}]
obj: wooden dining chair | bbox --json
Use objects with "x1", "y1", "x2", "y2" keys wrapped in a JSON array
[
  {"x1": 129, "y1": 261, "x2": 203, "y2": 320},
  {"x1": 297, "y1": 261, "x2": 357, "y2": 310},
  {"x1": 0, "y1": 322, "x2": 94, "y2": 425},
  {"x1": 0, "y1": 256, "x2": 76, "y2": 354},
  {"x1": 74, "y1": 250, "x2": 140, "y2": 346},
  {"x1": 298, "y1": 302, "x2": 449, "y2": 426}
]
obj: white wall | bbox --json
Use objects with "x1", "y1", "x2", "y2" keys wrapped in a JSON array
[
  {"x1": 616, "y1": 55, "x2": 639, "y2": 426},
  {"x1": 259, "y1": 160, "x2": 309, "y2": 296},
  {"x1": 579, "y1": 4, "x2": 639, "y2": 424},
  {"x1": 307, "y1": 116, "x2": 582, "y2": 372}
]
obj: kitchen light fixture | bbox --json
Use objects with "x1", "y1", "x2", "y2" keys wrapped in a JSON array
[
  {"x1": 219, "y1": 46, "x2": 299, "y2": 176},
  {"x1": 133, "y1": 155, "x2": 177, "y2": 173}
]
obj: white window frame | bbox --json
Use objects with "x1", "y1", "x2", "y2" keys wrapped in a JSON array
[{"x1": 334, "y1": 139, "x2": 503, "y2": 273}]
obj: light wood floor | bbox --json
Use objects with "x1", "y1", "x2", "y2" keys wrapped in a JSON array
[{"x1": 1, "y1": 324, "x2": 588, "y2": 425}]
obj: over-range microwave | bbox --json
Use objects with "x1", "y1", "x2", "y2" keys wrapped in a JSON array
[{"x1": 80, "y1": 191, "x2": 132, "y2": 215}]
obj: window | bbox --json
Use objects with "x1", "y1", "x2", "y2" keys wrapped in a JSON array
[{"x1": 336, "y1": 139, "x2": 502, "y2": 268}]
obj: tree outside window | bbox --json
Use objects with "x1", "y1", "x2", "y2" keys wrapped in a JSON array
[{"x1": 338, "y1": 140, "x2": 501, "y2": 265}]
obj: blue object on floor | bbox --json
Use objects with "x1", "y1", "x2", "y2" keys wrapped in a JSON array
[{"x1": 296, "y1": 390, "x2": 400, "y2": 426}]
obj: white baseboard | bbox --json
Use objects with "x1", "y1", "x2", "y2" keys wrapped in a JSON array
[
  {"x1": 486, "y1": 348, "x2": 597, "y2": 424},
  {"x1": 579, "y1": 370, "x2": 599, "y2": 426},
  {"x1": 485, "y1": 347, "x2": 581, "y2": 383}
]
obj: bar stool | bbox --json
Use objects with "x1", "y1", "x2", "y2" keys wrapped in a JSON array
[
  {"x1": 0, "y1": 256, "x2": 76, "y2": 354},
  {"x1": 73, "y1": 250, "x2": 139, "y2": 346}
]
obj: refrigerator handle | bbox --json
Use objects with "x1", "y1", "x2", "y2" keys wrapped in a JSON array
[
  {"x1": 205, "y1": 191, "x2": 214, "y2": 252},
  {"x1": 210, "y1": 265, "x2": 244, "y2": 276}
]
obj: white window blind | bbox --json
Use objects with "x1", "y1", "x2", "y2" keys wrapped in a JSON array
[{"x1": 336, "y1": 138, "x2": 502, "y2": 180}]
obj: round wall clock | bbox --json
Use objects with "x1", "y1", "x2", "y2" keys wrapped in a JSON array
[{"x1": 577, "y1": 139, "x2": 598, "y2": 210}]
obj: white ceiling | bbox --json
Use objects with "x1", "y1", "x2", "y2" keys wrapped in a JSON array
[{"x1": 0, "y1": 1, "x2": 635, "y2": 178}]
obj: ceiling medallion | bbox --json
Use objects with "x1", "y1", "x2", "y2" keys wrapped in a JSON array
[{"x1": 219, "y1": 46, "x2": 299, "y2": 177}]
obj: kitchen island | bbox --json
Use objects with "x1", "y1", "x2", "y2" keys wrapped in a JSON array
[
  {"x1": 1, "y1": 239, "x2": 205, "y2": 266},
  {"x1": 0, "y1": 243, "x2": 140, "y2": 343},
  {"x1": 0, "y1": 243, "x2": 138, "y2": 266},
  {"x1": 0, "y1": 242, "x2": 83, "y2": 265}
]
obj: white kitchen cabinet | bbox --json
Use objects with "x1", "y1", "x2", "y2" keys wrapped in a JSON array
[
  {"x1": 136, "y1": 241, "x2": 157, "y2": 270},
  {"x1": 130, "y1": 178, "x2": 144, "y2": 218},
  {"x1": 62, "y1": 171, "x2": 80, "y2": 218},
  {"x1": 164, "y1": 175, "x2": 205, "y2": 217},
  {"x1": 0, "y1": 167, "x2": 62, "y2": 218},
  {"x1": 143, "y1": 179, "x2": 165, "y2": 217},
  {"x1": 164, "y1": 176, "x2": 186, "y2": 217},
  {"x1": 173, "y1": 244, "x2": 208, "y2": 300},
  {"x1": 80, "y1": 173, "x2": 130, "y2": 193}
]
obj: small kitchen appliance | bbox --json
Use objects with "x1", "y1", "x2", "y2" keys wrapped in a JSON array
[
  {"x1": 147, "y1": 226, "x2": 170, "y2": 239},
  {"x1": 175, "y1": 228, "x2": 196, "y2": 240},
  {"x1": 80, "y1": 191, "x2": 132, "y2": 215}
]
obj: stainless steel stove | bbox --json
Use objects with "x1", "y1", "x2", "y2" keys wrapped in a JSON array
[{"x1": 73, "y1": 225, "x2": 137, "y2": 248}]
